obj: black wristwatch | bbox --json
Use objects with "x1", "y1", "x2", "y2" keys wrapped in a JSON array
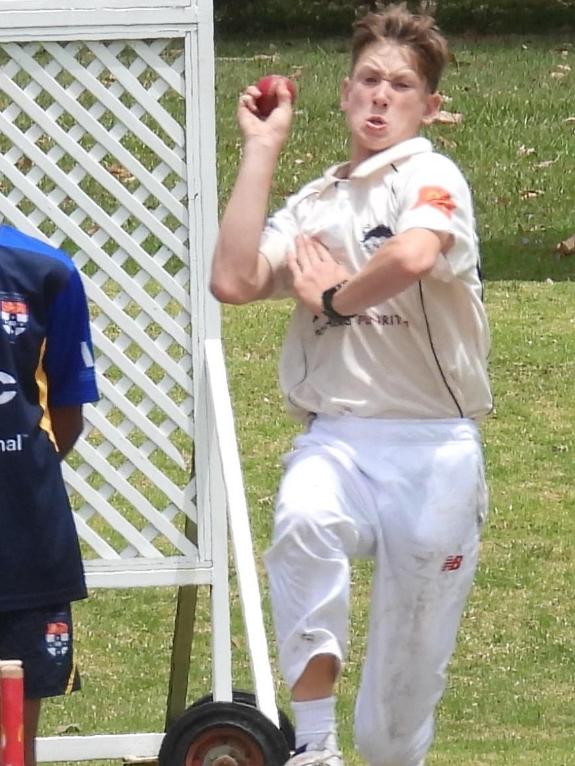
[{"x1": 321, "y1": 282, "x2": 356, "y2": 321}]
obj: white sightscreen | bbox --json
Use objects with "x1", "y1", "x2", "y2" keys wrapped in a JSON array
[{"x1": 0, "y1": 36, "x2": 204, "y2": 575}]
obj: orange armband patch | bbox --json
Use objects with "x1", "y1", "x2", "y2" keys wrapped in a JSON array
[{"x1": 412, "y1": 186, "x2": 456, "y2": 218}]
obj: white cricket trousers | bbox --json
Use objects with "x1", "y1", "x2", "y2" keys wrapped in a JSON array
[{"x1": 264, "y1": 415, "x2": 488, "y2": 766}]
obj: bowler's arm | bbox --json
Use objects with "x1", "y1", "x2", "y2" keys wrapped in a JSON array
[
  {"x1": 330, "y1": 228, "x2": 453, "y2": 316},
  {"x1": 211, "y1": 79, "x2": 294, "y2": 305},
  {"x1": 210, "y1": 139, "x2": 277, "y2": 304},
  {"x1": 288, "y1": 228, "x2": 453, "y2": 317}
]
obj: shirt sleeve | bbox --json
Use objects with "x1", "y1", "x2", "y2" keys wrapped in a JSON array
[
  {"x1": 259, "y1": 201, "x2": 301, "y2": 299},
  {"x1": 393, "y1": 153, "x2": 479, "y2": 281},
  {"x1": 44, "y1": 265, "x2": 99, "y2": 406}
]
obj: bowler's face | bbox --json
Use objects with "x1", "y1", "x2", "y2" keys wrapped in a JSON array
[{"x1": 341, "y1": 41, "x2": 441, "y2": 170}]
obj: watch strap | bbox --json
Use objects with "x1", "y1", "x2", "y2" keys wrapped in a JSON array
[{"x1": 321, "y1": 282, "x2": 356, "y2": 321}]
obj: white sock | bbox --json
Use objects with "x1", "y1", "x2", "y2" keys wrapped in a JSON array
[{"x1": 291, "y1": 696, "x2": 338, "y2": 751}]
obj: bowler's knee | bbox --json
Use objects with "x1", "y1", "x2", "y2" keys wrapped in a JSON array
[{"x1": 273, "y1": 500, "x2": 358, "y2": 555}]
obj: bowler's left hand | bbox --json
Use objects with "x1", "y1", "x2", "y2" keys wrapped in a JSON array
[{"x1": 288, "y1": 235, "x2": 351, "y2": 315}]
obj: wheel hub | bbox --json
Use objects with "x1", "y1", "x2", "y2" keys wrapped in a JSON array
[{"x1": 211, "y1": 757, "x2": 239, "y2": 766}]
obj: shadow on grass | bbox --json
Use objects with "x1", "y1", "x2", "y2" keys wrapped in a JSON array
[{"x1": 481, "y1": 232, "x2": 575, "y2": 282}]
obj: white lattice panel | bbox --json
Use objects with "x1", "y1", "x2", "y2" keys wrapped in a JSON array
[
  {"x1": 0, "y1": 36, "x2": 206, "y2": 575},
  {"x1": 0, "y1": 10, "x2": 282, "y2": 760}
]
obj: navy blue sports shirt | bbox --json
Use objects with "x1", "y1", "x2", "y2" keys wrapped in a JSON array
[{"x1": 0, "y1": 225, "x2": 99, "y2": 611}]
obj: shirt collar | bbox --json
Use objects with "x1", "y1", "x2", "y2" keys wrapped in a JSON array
[{"x1": 322, "y1": 137, "x2": 433, "y2": 186}]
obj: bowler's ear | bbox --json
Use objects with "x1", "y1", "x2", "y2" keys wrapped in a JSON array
[
  {"x1": 340, "y1": 77, "x2": 352, "y2": 111},
  {"x1": 421, "y1": 91, "x2": 442, "y2": 125}
]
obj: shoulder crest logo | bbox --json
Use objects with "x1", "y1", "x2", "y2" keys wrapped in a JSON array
[
  {"x1": 1, "y1": 294, "x2": 29, "y2": 339},
  {"x1": 412, "y1": 186, "x2": 456, "y2": 218}
]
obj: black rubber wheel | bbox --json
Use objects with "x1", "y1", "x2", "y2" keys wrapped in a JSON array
[
  {"x1": 190, "y1": 689, "x2": 295, "y2": 751},
  {"x1": 158, "y1": 700, "x2": 291, "y2": 766}
]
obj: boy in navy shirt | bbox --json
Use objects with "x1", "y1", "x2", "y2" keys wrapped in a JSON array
[{"x1": 0, "y1": 225, "x2": 99, "y2": 766}]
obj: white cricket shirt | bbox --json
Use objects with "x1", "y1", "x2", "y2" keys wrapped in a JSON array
[{"x1": 260, "y1": 137, "x2": 492, "y2": 421}]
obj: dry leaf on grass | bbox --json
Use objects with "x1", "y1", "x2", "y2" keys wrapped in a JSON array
[
  {"x1": 109, "y1": 163, "x2": 134, "y2": 181},
  {"x1": 294, "y1": 152, "x2": 314, "y2": 165},
  {"x1": 431, "y1": 110, "x2": 463, "y2": 125},
  {"x1": 534, "y1": 159, "x2": 558, "y2": 169},
  {"x1": 436, "y1": 135, "x2": 458, "y2": 150},
  {"x1": 520, "y1": 189, "x2": 545, "y2": 200},
  {"x1": 556, "y1": 234, "x2": 575, "y2": 257},
  {"x1": 15, "y1": 156, "x2": 32, "y2": 172},
  {"x1": 517, "y1": 144, "x2": 536, "y2": 157},
  {"x1": 564, "y1": 116, "x2": 575, "y2": 124}
]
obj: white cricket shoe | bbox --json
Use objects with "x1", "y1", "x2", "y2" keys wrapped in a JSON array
[{"x1": 284, "y1": 747, "x2": 344, "y2": 766}]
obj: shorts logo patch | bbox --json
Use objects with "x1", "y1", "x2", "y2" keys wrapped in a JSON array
[
  {"x1": 1, "y1": 295, "x2": 29, "y2": 339},
  {"x1": 45, "y1": 621, "x2": 70, "y2": 658},
  {"x1": 441, "y1": 554, "x2": 463, "y2": 572},
  {"x1": 412, "y1": 186, "x2": 456, "y2": 218}
]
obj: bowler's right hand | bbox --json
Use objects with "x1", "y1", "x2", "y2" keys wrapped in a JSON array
[{"x1": 237, "y1": 78, "x2": 294, "y2": 150}]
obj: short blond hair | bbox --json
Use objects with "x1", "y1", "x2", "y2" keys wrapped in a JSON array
[{"x1": 351, "y1": 3, "x2": 449, "y2": 92}]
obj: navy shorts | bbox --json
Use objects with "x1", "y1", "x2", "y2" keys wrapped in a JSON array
[{"x1": 0, "y1": 604, "x2": 80, "y2": 699}]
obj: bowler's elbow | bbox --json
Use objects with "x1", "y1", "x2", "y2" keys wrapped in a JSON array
[
  {"x1": 209, "y1": 254, "x2": 247, "y2": 304},
  {"x1": 391, "y1": 230, "x2": 443, "y2": 280},
  {"x1": 210, "y1": 276, "x2": 250, "y2": 305},
  {"x1": 401, "y1": 248, "x2": 437, "y2": 280},
  {"x1": 209, "y1": 273, "x2": 230, "y2": 303},
  {"x1": 210, "y1": 252, "x2": 273, "y2": 305}
]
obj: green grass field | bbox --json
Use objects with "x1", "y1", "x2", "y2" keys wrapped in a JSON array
[{"x1": 40, "y1": 34, "x2": 575, "y2": 765}]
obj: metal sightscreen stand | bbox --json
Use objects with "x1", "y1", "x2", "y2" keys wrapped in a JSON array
[{"x1": 0, "y1": 1, "x2": 279, "y2": 761}]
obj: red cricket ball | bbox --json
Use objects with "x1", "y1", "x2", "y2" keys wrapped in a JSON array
[{"x1": 256, "y1": 75, "x2": 297, "y2": 118}]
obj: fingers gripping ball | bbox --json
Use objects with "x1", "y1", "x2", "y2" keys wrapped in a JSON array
[{"x1": 256, "y1": 75, "x2": 297, "y2": 118}]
